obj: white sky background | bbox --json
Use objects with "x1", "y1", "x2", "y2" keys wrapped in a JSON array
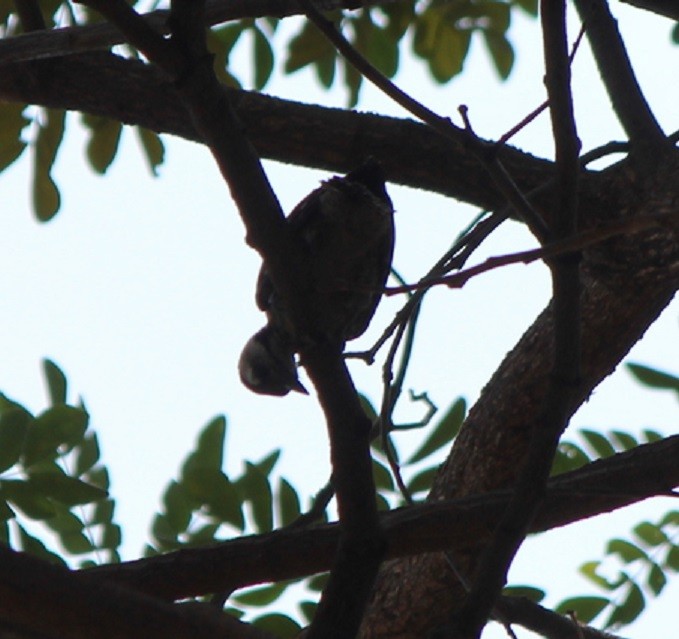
[{"x1": 0, "y1": 2, "x2": 677, "y2": 637}]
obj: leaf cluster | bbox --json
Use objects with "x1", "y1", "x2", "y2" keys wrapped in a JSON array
[{"x1": 0, "y1": 360, "x2": 119, "y2": 567}]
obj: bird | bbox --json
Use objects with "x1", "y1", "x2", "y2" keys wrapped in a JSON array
[{"x1": 239, "y1": 159, "x2": 395, "y2": 396}]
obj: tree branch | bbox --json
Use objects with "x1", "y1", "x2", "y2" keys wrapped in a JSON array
[
  {"x1": 573, "y1": 0, "x2": 669, "y2": 168},
  {"x1": 78, "y1": 435, "x2": 679, "y2": 601},
  {"x1": 620, "y1": 0, "x2": 679, "y2": 20}
]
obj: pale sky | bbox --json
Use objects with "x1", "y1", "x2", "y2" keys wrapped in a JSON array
[{"x1": 0, "y1": 4, "x2": 677, "y2": 637}]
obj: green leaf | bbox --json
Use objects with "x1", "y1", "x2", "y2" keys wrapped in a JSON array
[
  {"x1": 406, "y1": 466, "x2": 437, "y2": 494},
  {"x1": 307, "y1": 572, "x2": 330, "y2": 592},
  {"x1": 372, "y1": 456, "x2": 395, "y2": 493},
  {"x1": 642, "y1": 429, "x2": 663, "y2": 443},
  {"x1": 555, "y1": 596, "x2": 609, "y2": 624},
  {"x1": 359, "y1": 393, "x2": 378, "y2": 423},
  {"x1": 30, "y1": 473, "x2": 106, "y2": 506},
  {"x1": 609, "y1": 430, "x2": 638, "y2": 451},
  {"x1": 238, "y1": 463, "x2": 273, "y2": 533},
  {"x1": 647, "y1": 562, "x2": 666, "y2": 595},
  {"x1": 580, "y1": 561, "x2": 624, "y2": 590},
  {"x1": 252, "y1": 450, "x2": 280, "y2": 477},
  {"x1": 0, "y1": 102, "x2": 29, "y2": 172},
  {"x1": 74, "y1": 434, "x2": 100, "y2": 476},
  {"x1": 607, "y1": 539, "x2": 647, "y2": 563},
  {"x1": 234, "y1": 582, "x2": 289, "y2": 606},
  {"x1": 0, "y1": 408, "x2": 30, "y2": 473},
  {"x1": 86, "y1": 466, "x2": 110, "y2": 491},
  {"x1": 32, "y1": 108, "x2": 65, "y2": 222},
  {"x1": 659, "y1": 511, "x2": 679, "y2": 527},
  {"x1": 502, "y1": 585, "x2": 545, "y2": 602},
  {"x1": 42, "y1": 359, "x2": 67, "y2": 406},
  {"x1": 252, "y1": 26, "x2": 274, "y2": 90},
  {"x1": 551, "y1": 441, "x2": 590, "y2": 475},
  {"x1": 0, "y1": 500, "x2": 15, "y2": 521},
  {"x1": 23, "y1": 406, "x2": 89, "y2": 467},
  {"x1": 186, "y1": 416, "x2": 227, "y2": 473},
  {"x1": 605, "y1": 581, "x2": 645, "y2": 627},
  {"x1": 408, "y1": 398, "x2": 465, "y2": 464},
  {"x1": 513, "y1": 0, "x2": 538, "y2": 16},
  {"x1": 626, "y1": 363, "x2": 679, "y2": 395},
  {"x1": 182, "y1": 466, "x2": 244, "y2": 530},
  {"x1": 673, "y1": 22, "x2": 679, "y2": 45},
  {"x1": 277, "y1": 478, "x2": 301, "y2": 527},
  {"x1": 151, "y1": 513, "x2": 178, "y2": 546},
  {"x1": 2, "y1": 479, "x2": 56, "y2": 519},
  {"x1": 82, "y1": 114, "x2": 122, "y2": 174},
  {"x1": 664, "y1": 544, "x2": 679, "y2": 570},
  {"x1": 136, "y1": 127, "x2": 165, "y2": 177},
  {"x1": 285, "y1": 20, "x2": 337, "y2": 75},
  {"x1": 163, "y1": 480, "x2": 192, "y2": 533},
  {"x1": 16, "y1": 523, "x2": 65, "y2": 564},
  {"x1": 580, "y1": 429, "x2": 616, "y2": 459},
  {"x1": 60, "y1": 530, "x2": 94, "y2": 555},
  {"x1": 185, "y1": 522, "x2": 220, "y2": 545},
  {"x1": 251, "y1": 613, "x2": 301, "y2": 639},
  {"x1": 90, "y1": 498, "x2": 115, "y2": 525},
  {"x1": 299, "y1": 600, "x2": 317, "y2": 624},
  {"x1": 633, "y1": 521, "x2": 667, "y2": 547},
  {"x1": 100, "y1": 523, "x2": 122, "y2": 550},
  {"x1": 45, "y1": 508, "x2": 84, "y2": 535}
]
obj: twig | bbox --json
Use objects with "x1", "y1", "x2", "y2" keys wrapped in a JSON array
[
  {"x1": 573, "y1": 0, "x2": 669, "y2": 168},
  {"x1": 299, "y1": 0, "x2": 550, "y2": 242},
  {"x1": 386, "y1": 211, "x2": 671, "y2": 296}
]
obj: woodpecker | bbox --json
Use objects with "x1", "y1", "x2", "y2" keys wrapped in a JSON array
[{"x1": 239, "y1": 159, "x2": 394, "y2": 396}]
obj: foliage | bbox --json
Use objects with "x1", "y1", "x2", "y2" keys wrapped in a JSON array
[
  {"x1": 0, "y1": 0, "x2": 538, "y2": 221},
  {"x1": 2, "y1": 359, "x2": 674, "y2": 634}
]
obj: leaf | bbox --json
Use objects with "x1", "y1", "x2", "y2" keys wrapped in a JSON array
[
  {"x1": 513, "y1": 0, "x2": 538, "y2": 16},
  {"x1": 100, "y1": 523, "x2": 122, "y2": 551},
  {"x1": 0, "y1": 408, "x2": 31, "y2": 473},
  {"x1": 626, "y1": 363, "x2": 679, "y2": 395},
  {"x1": 163, "y1": 481, "x2": 192, "y2": 533},
  {"x1": 277, "y1": 478, "x2": 301, "y2": 527},
  {"x1": 23, "y1": 406, "x2": 89, "y2": 467},
  {"x1": 86, "y1": 466, "x2": 110, "y2": 491},
  {"x1": 90, "y1": 498, "x2": 115, "y2": 525},
  {"x1": 607, "y1": 539, "x2": 647, "y2": 563},
  {"x1": 633, "y1": 521, "x2": 667, "y2": 547},
  {"x1": 32, "y1": 108, "x2": 65, "y2": 221},
  {"x1": 136, "y1": 127, "x2": 165, "y2": 176},
  {"x1": 42, "y1": 359, "x2": 67, "y2": 406},
  {"x1": 551, "y1": 441, "x2": 590, "y2": 475},
  {"x1": 646, "y1": 562, "x2": 666, "y2": 596},
  {"x1": 299, "y1": 600, "x2": 317, "y2": 623},
  {"x1": 82, "y1": 113, "x2": 122, "y2": 174},
  {"x1": 359, "y1": 393, "x2": 378, "y2": 423},
  {"x1": 555, "y1": 596, "x2": 609, "y2": 624},
  {"x1": 307, "y1": 572, "x2": 330, "y2": 592},
  {"x1": 74, "y1": 434, "x2": 100, "y2": 476},
  {"x1": 609, "y1": 430, "x2": 638, "y2": 451},
  {"x1": 408, "y1": 398, "x2": 465, "y2": 464},
  {"x1": 238, "y1": 463, "x2": 273, "y2": 533},
  {"x1": 252, "y1": 26, "x2": 274, "y2": 90},
  {"x1": 502, "y1": 585, "x2": 545, "y2": 602},
  {"x1": 151, "y1": 513, "x2": 178, "y2": 546},
  {"x1": 285, "y1": 20, "x2": 337, "y2": 75},
  {"x1": 663, "y1": 544, "x2": 679, "y2": 570},
  {"x1": 2, "y1": 479, "x2": 56, "y2": 519},
  {"x1": 234, "y1": 582, "x2": 289, "y2": 607},
  {"x1": 16, "y1": 523, "x2": 65, "y2": 564},
  {"x1": 406, "y1": 466, "x2": 437, "y2": 494},
  {"x1": 45, "y1": 508, "x2": 84, "y2": 534},
  {"x1": 30, "y1": 473, "x2": 107, "y2": 506},
  {"x1": 372, "y1": 456, "x2": 395, "y2": 493},
  {"x1": 580, "y1": 429, "x2": 616, "y2": 459},
  {"x1": 605, "y1": 581, "x2": 645, "y2": 627},
  {"x1": 252, "y1": 450, "x2": 280, "y2": 477},
  {"x1": 251, "y1": 613, "x2": 301, "y2": 639},
  {"x1": 182, "y1": 467, "x2": 244, "y2": 530},
  {"x1": 0, "y1": 101, "x2": 28, "y2": 171},
  {"x1": 182, "y1": 416, "x2": 226, "y2": 476},
  {"x1": 60, "y1": 530, "x2": 94, "y2": 555},
  {"x1": 580, "y1": 561, "x2": 624, "y2": 590}
]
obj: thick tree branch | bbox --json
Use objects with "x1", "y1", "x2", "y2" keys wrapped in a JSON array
[
  {"x1": 77, "y1": 435, "x2": 679, "y2": 601},
  {"x1": 449, "y1": 5, "x2": 584, "y2": 636},
  {"x1": 620, "y1": 0, "x2": 679, "y2": 20},
  {"x1": 573, "y1": 0, "x2": 669, "y2": 168}
]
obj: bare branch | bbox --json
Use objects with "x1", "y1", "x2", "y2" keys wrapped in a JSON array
[{"x1": 573, "y1": 0, "x2": 669, "y2": 167}]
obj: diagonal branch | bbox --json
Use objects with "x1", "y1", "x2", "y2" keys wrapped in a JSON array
[
  {"x1": 573, "y1": 0, "x2": 669, "y2": 168},
  {"x1": 80, "y1": 435, "x2": 679, "y2": 601}
]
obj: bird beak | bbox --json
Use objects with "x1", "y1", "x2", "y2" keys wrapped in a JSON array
[{"x1": 291, "y1": 379, "x2": 309, "y2": 395}]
